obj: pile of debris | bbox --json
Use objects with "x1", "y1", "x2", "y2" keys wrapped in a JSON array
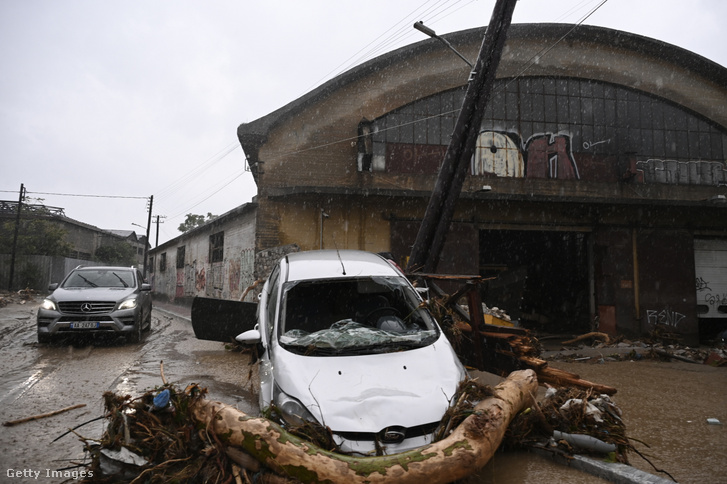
[
  {"x1": 77, "y1": 370, "x2": 538, "y2": 484},
  {"x1": 545, "y1": 332, "x2": 727, "y2": 367},
  {"x1": 0, "y1": 288, "x2": 36, "y2": 308},
  {"x1": 79, "y1": 383, "x2": 230, "y2": 483},
  {"x1": 505, "y1": 387, "x2": 630, "y2": 461},
  {"x1": 427, "y1": 291, "x2": 618, "y2": 395}
]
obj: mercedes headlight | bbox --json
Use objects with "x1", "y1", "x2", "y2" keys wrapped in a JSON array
[
  {"x1": 40, "y1": 299, "x2": 57, "y2": 311},
  {"x1": 118, "y1": 298, "x2": 137, "y2": 310}
]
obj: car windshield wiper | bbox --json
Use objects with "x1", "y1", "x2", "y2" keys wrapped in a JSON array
[
  {"x1": 78, "y1": 275, "x2": 98, "y2": 287},
  {"x1": 111, "y1": 272, "x2": 129, "y2": 287}
]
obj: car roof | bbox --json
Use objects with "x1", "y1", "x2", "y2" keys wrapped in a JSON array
[{"x1": 284, "y1": 250, "x2": 400, "y2": 283}]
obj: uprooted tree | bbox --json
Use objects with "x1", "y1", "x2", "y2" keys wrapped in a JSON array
[
  {"x1": 82, "y1": 370, "x2": 537, "y2": 483},
  {"x1": 189, "y1": 369, "x2": 537, "y2": 484}
]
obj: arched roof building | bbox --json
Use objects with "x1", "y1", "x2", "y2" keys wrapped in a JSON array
[{"x1": 234, "y1": 23, "x2": 727, "y2": 343}]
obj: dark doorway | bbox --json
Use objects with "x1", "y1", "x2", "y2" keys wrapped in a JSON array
[{"x1": 479, "y1": 229, "x2": 591, "y2": 333}]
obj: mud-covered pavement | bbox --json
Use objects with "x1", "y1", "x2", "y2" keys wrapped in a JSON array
[
  {"x1": 0, "y1": 299, "x2": 256, "y2": 483},
  {"x1": 1, "y1": 297, "x2": 725, "y2": 484}
]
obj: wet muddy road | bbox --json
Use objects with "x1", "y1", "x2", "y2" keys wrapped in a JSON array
[
  {"x1": 0, "y1": 300, "x2": 724, "y2": 483},
  {"x1": 0, "y1": 301, "x2": 256, "y2": 483}
]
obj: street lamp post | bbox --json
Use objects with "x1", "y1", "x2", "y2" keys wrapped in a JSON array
[{"x1": 413, "y1": 21, "x2": 474, "y2": 68}]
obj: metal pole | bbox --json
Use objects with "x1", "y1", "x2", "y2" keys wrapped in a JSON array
[
  {"x1": 413, "y1": 21, "x2": 474, "y2": 68},
  {"x1": 8, "y1": 183, "x2": 25, "y2": 290},
  {"x1": 143, "y1": 195, "x2": 152, "y2": 278}
]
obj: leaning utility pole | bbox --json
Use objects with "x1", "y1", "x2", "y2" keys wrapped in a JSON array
[
  {"x1": 8, "y1": 183, "x2": 25, "y2": 290},
  {"x1": 143, "y1": 195, "x2": 153, "y2": 278},
  {"x1": 407, "y1": 0, "x2": 517, "y2": 273}
]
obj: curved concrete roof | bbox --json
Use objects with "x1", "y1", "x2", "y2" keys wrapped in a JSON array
[{"x1": 238, "y1": 23, "x2": 727, "y2": 159}]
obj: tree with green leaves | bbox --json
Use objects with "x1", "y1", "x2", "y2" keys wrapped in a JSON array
[
  {"x1": 0, "y1": 218, "x2": 72, "y2": 256},
  {"x1": 178, "y1": 212, "x2": 217, "y2": 233},
  {"x1": 94, "y1": 242, "x2": 137, "y2": 266}
]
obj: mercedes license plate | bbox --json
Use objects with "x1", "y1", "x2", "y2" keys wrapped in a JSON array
[{"x1": 71, "y1": 321, "x2": 99, "y2": 329}]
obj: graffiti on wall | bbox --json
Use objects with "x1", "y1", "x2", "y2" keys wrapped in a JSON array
[
  {"x1": 473, "y1": 131, "x2": 580, "y2": 179},
  {"x1": 637, "y1": 159, "x2": 727, "y2": 186},
  {"x1": 175, "y1": 269, "x2": 184, "y2": 299},
  {"x1": 645, "y1": 307, "x2": 687, "y2": 329},
  {"x1": 195, "y1": 267, "x2": 206, "y2": 292},
  {"x1": 229, "y1": 259, "x2": 241, "y2": 295},
  {"x1": 696, "y1": 276, "x2": 727, "y2": 315}
]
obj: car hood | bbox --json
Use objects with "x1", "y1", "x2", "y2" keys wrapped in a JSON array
[
  {"x1": 273, "y1": 334, "x2": 466, "y2": 433},
  {"x1": 51, "y1": 287, "x2": 137, "y2": 302}
]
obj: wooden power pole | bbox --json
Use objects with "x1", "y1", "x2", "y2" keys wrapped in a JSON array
[{"x1": 407, "y1": 0, "x2": 517, "y2": 273}]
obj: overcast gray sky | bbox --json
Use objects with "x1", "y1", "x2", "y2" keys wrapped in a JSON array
[{"x1": 2, "y1": 0, "x2": 725, "y2": 246}]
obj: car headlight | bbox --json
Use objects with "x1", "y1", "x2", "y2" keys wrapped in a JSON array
[
  {"x1": 273, "y1": 385, "x2": 317, "y2": 426},
  {"x1": 40, "y1": 299, "x2": 57, "y2": 311},
  {"x1": 118, "y1": 298, "x2": 137, "y2": 310}
]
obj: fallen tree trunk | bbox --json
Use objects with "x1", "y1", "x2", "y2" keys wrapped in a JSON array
[
  {"x1": 562, "y1": 332, "x2": 611, "y2": 346},
  {"x1": 191, "y1": 369, "x2": 537, "y2": 484}
]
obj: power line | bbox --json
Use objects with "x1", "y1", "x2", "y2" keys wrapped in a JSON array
[
  {"x1": 257, "y1": 0, "x2": 612, "y2": 167},
  {"x1": 25, "y1": 191, "x2": 148, "y2": 200},
  {"x1": 166, "y1": 169, "x2": 248, "y2": 220},
  {"x1": 154, "y1": 142, "x2": 240, "y2": 202}
]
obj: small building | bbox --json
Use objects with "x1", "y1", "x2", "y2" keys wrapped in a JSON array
[
  {"x1": 0, "y1": 201, "x2": 150, "y2": 289},
  {"x1": 148, "y1": 203, "x2": 261, "y2": 305}
]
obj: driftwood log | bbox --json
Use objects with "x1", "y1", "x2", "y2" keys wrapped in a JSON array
[
  {"x1": 191, "y1": 369, "x2": 538, "y2": 484},
  {"x1": 562, "y1": 332, "x2": 612, "y2": 346}
]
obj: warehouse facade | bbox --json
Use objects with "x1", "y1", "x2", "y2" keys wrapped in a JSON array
[{"x1": 156, "y1": 23, "x2": 727, "y2": 343}]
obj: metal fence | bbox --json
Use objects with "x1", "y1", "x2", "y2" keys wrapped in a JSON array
[{"x1": 0, "y1": 254, "x2": 97, "y2": 291}]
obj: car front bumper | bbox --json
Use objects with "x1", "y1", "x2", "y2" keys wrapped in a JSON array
[{"x1": 37, "y1": 307, "x2": 141, "y2": 337}]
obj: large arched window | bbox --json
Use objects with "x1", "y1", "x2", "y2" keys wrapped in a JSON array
[{"x1": 364, "y1": 77, "x2": 727, "y2": 184}]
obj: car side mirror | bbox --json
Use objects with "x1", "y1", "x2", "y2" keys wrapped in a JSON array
[
  {"x1": 48, "y1": 283, "x2": 58, "y2": 291},
  {"x1": 141, "y1": 283, "x2": 151, "y2": 291},
  {"x1": 236, "y1": 329, "x2": 261, "y2": 345}
]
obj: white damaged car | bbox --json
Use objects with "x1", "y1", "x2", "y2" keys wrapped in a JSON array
[{"x1": 192, "y1": 250, "x2": 466, "y2": 456}]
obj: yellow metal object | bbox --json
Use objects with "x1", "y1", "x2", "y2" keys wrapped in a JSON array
[{"x1": 484, "y1": 314, "x2": 514, "y2": 327}]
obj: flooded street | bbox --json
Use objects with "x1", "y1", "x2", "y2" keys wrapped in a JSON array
[{"x1": 0, "y1": 299, "x2": 724, "y2": 483}]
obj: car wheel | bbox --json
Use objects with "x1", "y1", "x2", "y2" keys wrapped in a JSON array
[
  {"x1": 143, "y1": 309, "x2": 152, "y2": 332},
  {"x1": 127, "y1": 322, "x2": 142, "y2": 343}
]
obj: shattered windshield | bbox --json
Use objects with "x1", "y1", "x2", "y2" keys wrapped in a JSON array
[{"x1": 277, "y1": 276, "x2": 439, "y2": 356}]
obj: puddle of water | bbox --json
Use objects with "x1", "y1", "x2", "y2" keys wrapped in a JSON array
[{"x1": 0, "y1": 369, "x2": 45, "y2": 405}]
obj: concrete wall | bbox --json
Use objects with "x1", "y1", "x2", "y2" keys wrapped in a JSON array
[{"x1": 150, "y1": 205, "x2": 257, "y2": 304}]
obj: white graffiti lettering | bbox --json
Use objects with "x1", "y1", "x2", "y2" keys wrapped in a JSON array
[
  {"x1": 582, "y1": 139, "x2": 611, "y2": 150},
  {"x1": 646, "y1": 308, "x2": 686, "y2": 329}
]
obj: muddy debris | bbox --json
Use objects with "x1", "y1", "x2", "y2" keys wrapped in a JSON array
[
  {"x1": 78, "y1": 383, "x2": 232, "y2": 483},
  {"x1": 0, "y1": 288, "x2": 37, "y2": 307},
  {"x1": 72, "y1": 370, "x2": 637, "y2": 484},
  {"x1": 544, "y1": 333, "x2": 727, "y2": 366}
]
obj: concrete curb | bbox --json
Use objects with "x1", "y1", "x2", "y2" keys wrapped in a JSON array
[
  {"x1": 153, "y1": 306, "x2": 191, "y2": 323},
  {"x1": 532, "y1": 446, "x2": 674, "y2": 484}
]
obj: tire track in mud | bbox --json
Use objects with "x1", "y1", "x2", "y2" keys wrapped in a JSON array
[{"x1": 0, "y1": 304, "x2": 257, "y2": 477}]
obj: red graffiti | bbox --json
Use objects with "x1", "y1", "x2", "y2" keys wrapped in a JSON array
[{"x1": 525, "y1": 133, "x2": 580, "y2": 179}]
